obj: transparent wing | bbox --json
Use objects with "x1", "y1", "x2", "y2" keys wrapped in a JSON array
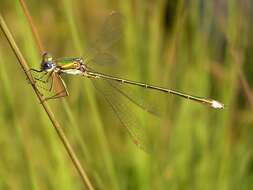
[
  {"x1": 94, "y1": 11, "x2": 124, "y2": 51},
  {"x1": 91, "y1": 78, "x2": 161, "y2": 152},
  {"x1": 84, "y1": 12, "x2": 124, "y2": 69}
]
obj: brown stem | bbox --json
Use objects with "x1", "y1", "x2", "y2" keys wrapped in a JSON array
[
  {"x1": 18, "y1": 0, "x2": 45, "y2": 53},
  {"x1": 0, "y1": 14, "x2": 94, "y2": 190}
]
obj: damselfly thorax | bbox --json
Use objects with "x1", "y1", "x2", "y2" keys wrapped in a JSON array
[{"x1": 41, "y1": 52, "x2": 88, "y2": 76}]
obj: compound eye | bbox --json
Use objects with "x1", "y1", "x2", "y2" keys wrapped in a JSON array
[{"x1": 44, "y1": 62, "x2": 53, "y2": 70}]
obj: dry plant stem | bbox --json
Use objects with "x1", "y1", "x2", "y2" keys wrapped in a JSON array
[
  {"x1": 19, "y1": 0, "x2": 45, "y2": 53},
  {"x1": 239, "y1": 70, "x2": 253, "y2": 109},
  {"x1": 0, "y1": 14, "x2": 94, "y2": 190}
]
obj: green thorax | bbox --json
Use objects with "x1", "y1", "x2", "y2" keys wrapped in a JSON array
[{"x1": 55, "y1": 57, "x2": 80, "y2": 70}]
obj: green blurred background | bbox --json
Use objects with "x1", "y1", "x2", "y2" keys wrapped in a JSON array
[{"x1": 1, "y1": 0, "x2": 253, "y2": 189}]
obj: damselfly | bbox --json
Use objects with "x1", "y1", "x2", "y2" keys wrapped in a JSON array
[{"x1": 31, "y1": 52, "x2": 224, "y2": 109}]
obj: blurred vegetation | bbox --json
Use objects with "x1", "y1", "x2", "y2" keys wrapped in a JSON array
[{"x1": 1, "y1": 0, "x2": 253, "y2": 189}]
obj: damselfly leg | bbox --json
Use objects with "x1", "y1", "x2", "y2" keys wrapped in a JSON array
[{"x1": 29, "y1": 69, "x2": 69, "y2": 101}]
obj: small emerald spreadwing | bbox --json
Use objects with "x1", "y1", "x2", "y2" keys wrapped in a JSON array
[{"x1": 30, "y1": 52, "x2": 224, "y2": 109}]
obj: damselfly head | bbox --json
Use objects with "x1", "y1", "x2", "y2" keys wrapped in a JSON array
[{"x1": 41, "y1": 52, "x2": 56, "y2": 72}]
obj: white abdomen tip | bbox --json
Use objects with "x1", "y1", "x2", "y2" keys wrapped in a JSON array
[{"x1": 211, "y1": 100, "x2": 224, "y2": 109}]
